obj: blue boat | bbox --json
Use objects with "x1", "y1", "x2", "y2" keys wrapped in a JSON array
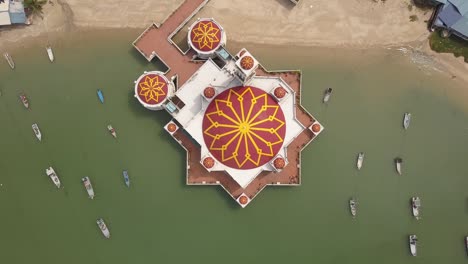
[
  {"x1": 123, "y1": 170, "x2": 130, "y2": 187},
  {"x1": 97, "y1": 89, "x2": 104, "y2": 103}
]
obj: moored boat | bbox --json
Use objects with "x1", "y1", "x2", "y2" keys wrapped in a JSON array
[
  {"x1": 96, "y1": 218, "x2": 110, "y2": 239},
  {"x1": 465, "y1": 236, "x2": 468, "y2": 254},
  {"x1": 323, "y1": 88, "x2": 332, "y2": 103},
  {"x1": 349, "y1": 198, "x2": 357, "y2": 217},
  {"x1": 403, "y1": 112, "x2": 411, "y2": 130},
  {"x1": 46, "y1": 46, "x2": 54, "y2": 62},
  {"x1": 19, "y1": 93, "x2": 29, "y2": 109},
  {"x1": 409, "y1": 235, "x2": 417, "y2": 256},
  {"x1": 123, "y1": 170, "x2": 130, "y2": 187},
  {"x1": 411, "y1": 197, "x2": 421, "y2": 220},
  {"x1": 395, "y1": 157, "x2": 403, "y2": 175},
  {"x1": 107, "y1": 125, "x2": 117, "y2": 138},
  {"x1": 357, "y1": 152, "x2": 364, "y2": 170},
  {"x1": 81, "y1": 176, "x2": 95, "y2": 199},
  {"x1": 4, "y1": 52, "x2": 15, "y2": 69},
  {"x1": 32, "y1": 123, "x2": 42, "y2": 141},
  {"x1": 46, "y1": 167, "x2": 61, "y2": 188},
  {"x1": 97, "y1": 89, "x2": 104, "y2": 103}
]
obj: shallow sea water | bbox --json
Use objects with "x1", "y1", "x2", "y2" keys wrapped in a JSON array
[{"x1": 0, "y1": 30, "x2": 468, "y2": 264}]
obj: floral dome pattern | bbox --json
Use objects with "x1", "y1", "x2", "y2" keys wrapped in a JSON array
[
  {"x1": 190, "y1": 20, "x2": 222, "y2": 52},
  {"x1": 202, "y1": 86, "x2": 286, "y2": 169},
  {"x1": 136, "y1": 74, "x2": 168, "y2": 105}
]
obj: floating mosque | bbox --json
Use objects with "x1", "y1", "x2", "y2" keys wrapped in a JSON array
[{"x1": 132, "y1": 0, "x2": 322, "y2": 207}]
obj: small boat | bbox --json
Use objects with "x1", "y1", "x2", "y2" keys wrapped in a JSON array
[
  {"x1": 395, "y1": 157, "x2": 403, "y2": 175},
  {"x1": 3, "y1": 52, "x2": 15, "y2": 69},
  {"x1": 403, "y1": 112, "x2": 411, "y2": 130},
  {"x1": 411, "y1": 197, "x2": 421, "y2": 220},
  {"x1": 323, "y1": 88, "x2": 332, "y2": 103},
  {"x1": 465, "y1": 236, "x2": 468, "y2": 253},
  {"x1": 97, "y1": 89, "x2": 104, "y2": 103},
  {"x1": 46, "y1": 46, "x2": 54, "y2": 62},
  {"x1": 349, "y1": 198, "x2": 357, "y2": 217},
  {"x1": 32, "y1": 123, "x2": 42, "y2": 141},
  {"x1": 409, "y1": 235, "x2": 417, "y2": 256},
  {"x1": 123, "y1": 170, "x2": 130, "y2": 187},
  {"x1": 19, "y1": 93, "x2": 29, "y2": 109},
  {"x1": 96, "y1": 218, "x2": 110, "y2": 239},
  {"x1": 356, "y1": 152, "x2": 364, "y2": 170},
  {"x1": 81, "y1": 176, "x2": 95, "y2": 199},
  {"x1": 45, "y1": 167, "x2": 61, "y2": 188},
  {"x1": 107, "y1": 125, "x2": 117, "y2": 138}
]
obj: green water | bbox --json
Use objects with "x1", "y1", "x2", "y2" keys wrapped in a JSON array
[{"x1": 1, "y1": 30, "x2": 468, "y2": 264}]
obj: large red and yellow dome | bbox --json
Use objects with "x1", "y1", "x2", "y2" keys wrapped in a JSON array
[
  {"x1": 135, "y1": 73, "x2": 169, "y2": 105},
  {"x1": 189, "y1": 19, "x2": 223, "y2": 53},
  {"x1": 202, "y1": 86, "x2": 286, "y2": 170}
]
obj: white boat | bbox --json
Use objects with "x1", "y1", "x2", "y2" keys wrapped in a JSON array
[
  {"x1": 409, "y1": 235, "x2": 417, "y2": 256},
  {"x1": 45, "y1": 167, "x2": 61, "y2": 188},
  {"x1": 3, "y1": 52, "x2": 15, "y2": 69},
  {"x1": 356, "y1": 152, "x2": 364, "y2": 170},
  {"x1": 403, "y1": 112, "x2": 411, "y2": 130},
  {"x1": 323, "y1": 88, "x2": 332, "y2": 103},
  {"x1": 349, "y1": 198, "x2": 357, "y2": 217},
  {"x1": 81, "y1": 176, "x2": 95, "y2": 199},
  {"x1": 46, "y1": 46, "x2": 54, "y2": 62},
  {"x1": 97, "y1": 218, "x2": 110, "y2": 238},
  {"x1": 107, "y1": 125, "x2": 117, "y2": 138},
  {"x1": 395, "y1": 157, "x2": 403, "y2": 175},
  {"x1": 411, "y1": 197, "x2": 421, "y2": 220},
  {"x1": 32, "y1": 123, "x2": 42, "y2": 141},
  {"x1": 465, "y1": 236, "x2": 468, "y2": 254}
]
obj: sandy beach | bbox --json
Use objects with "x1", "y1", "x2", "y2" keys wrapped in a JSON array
[{"x1": 0, "y1": 0, "x2": 466, "y2": 82}]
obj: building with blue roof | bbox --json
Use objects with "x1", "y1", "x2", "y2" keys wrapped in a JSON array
[
  {"x1": 431, "y1": 0, "x2": 468, "y2": 40},
  {"x1": 0, "y1": 0, "x2": 26, "y2": 26}
]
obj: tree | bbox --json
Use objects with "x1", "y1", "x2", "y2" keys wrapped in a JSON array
[{"x1": 24, "y1": 0, "x2": 47, "y2": 17}]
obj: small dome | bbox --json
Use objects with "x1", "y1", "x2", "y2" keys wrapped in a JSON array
[
  {"x1": 204, "y1": 87, "x2": 215, "y2": 98},
  {"x1": 203, "y1": 157, "x2": 215, "y2": 168},
  {"x1": 239, "y1": 50, "x2": 246, "y2": 57},
  {"x1": 240, "y1": 56, "x2": 254, "y2": 70},
  {"x1": 274, "y1": 87, "x2": 286, "y2": 98},
  {"x1": 239, "y1": 195, "x2": 249, "y2": 205},
  {"x1": 167, "y1": 123, "x2": 177, "y2": 132},
  {"x1": 311, "y1": 123, "x2": 321, "y2": 133},
  {"x1": 274, "y1": 157, "x2": 285, "y2": 169}
]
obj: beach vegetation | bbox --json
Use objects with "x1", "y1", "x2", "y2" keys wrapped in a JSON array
[
  {"x1": 24, "y1": 0, "x2": 47, "y2": 17},
  {"x1": 429, "y1": 32, "x2": 468, "y2": 62},
  {"x1": 409, "y1": 15, "x2": 418, "y2": 21}
]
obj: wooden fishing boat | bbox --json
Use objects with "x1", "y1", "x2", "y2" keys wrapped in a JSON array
[
  {"x1": 107, "y1": 125, "x2": 117, "y2": 138},
  {"x1": 3, "y1": 52, "x2": 15, "y2": 69},
  {"x1": 46, "y1": 167, "x2": 61, "y2": 188},
  {"x1": 349, "y1": 198, "x2": 357, "y2": 218},
  {"x1": 32, "y1": 123, "x2": 42, "y2": 141},
  {"x1": 403, "y1": 112, "x2": 411, "y2": 130},
  {"x1": 409, "y1": 235, "x2": 417, "y2": 256},
  {"x1": 123, "y1": 170, "x2": 130, "y2": 187},
  {"x1": 97, "y1": 89, "x2": 104, "y2": 103},
  {"x1": 411, "y1": 197, "x2": 421, "y2": 220},
  {"x1": 19, "y1": 93, "x2": 29, "y2": 109},
  {"x1": 96, "y1": 218, "x2": 110, "y2": 239},
  {"x1": 357, "y1": 152, "x2": 364, "y2": 170},
  {"x1": 81, "y1": 176, "x2": 95, "y2": 199},
  {"x1": 323, "y1": 88, "x2": 332, "y2": 103},
  {"x1": 395, "y1": 157, "x2": 403, "y2": 175},
  {"x1": 46, "y1": 46, "x2": 54, "y2": 62}
]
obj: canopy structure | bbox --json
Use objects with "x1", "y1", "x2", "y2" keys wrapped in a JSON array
[{"x1": 0, "y1": 0, "x2": 26, "y2": 26}]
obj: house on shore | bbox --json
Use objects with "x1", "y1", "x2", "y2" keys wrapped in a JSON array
[
  {"x1": 0, "y1": 0, "x2": 27, "y2": 26},
  {"x1": 430, "y1": 0, "x2": 468, "y2": 40}
]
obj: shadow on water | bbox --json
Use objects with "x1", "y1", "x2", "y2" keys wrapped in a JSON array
[{"x1": 127, "y1": 47, "x2": 169, "y2": 72}]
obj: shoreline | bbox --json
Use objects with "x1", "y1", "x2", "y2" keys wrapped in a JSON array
[{"x1": 0, "y1": 0, "x2": 466, "y2": 85}]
